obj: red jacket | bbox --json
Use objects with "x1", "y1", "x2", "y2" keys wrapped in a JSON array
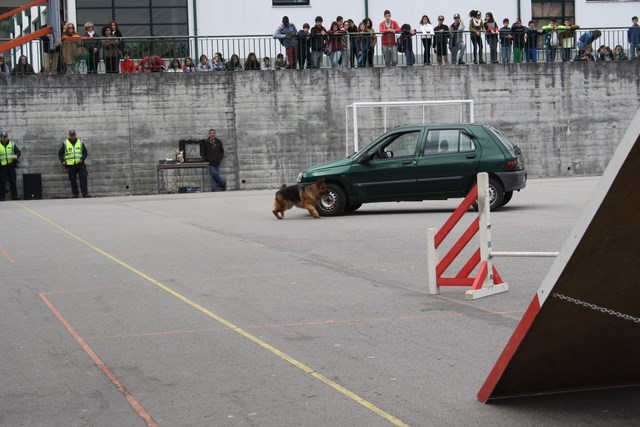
[
  {"x1": 120, "y1": 59, "x2": 137, "y2": 73},
  {"x1": 140, "y1": 55, "x2": 165, "y2": 72},
  {"x1": 379, "y1": 19, "x2": 400, "y2": 46}
]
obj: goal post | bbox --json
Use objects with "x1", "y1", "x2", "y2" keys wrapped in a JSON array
[{"x1": 345, "y1": 100, "x2": 475, "y2": 156}]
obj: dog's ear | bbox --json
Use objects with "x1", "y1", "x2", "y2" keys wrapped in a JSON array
[{"x1": 316, "y1": 177, "x2": 325, "y2": 184}]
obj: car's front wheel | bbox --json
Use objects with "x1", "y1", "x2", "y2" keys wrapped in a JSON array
[{"x1": 317, "y1": 183, "x2": 347, "y2": 216}]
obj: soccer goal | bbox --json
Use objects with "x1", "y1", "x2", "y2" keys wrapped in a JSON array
[{"x1": 344, "y1": 100, "x2": 475, "y2": 156}]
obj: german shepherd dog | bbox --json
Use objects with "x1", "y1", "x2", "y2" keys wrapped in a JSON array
[{"x1": 272, "y1": 178, "x2": 328, "y2": 219}]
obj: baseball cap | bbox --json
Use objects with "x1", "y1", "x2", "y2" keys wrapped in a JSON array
[
  {"x1": 453, "y1": 13, "x2": 460, "y2": 19},
  {"x1": 69, "y1": 129, "x2": 77, "y2": 135},
  {"x1": 0, "y1": 131, "x2": 7, "y2": 137}
]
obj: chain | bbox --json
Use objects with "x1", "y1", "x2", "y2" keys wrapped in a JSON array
[{"x1": 552, "y1": 293, "x2": 640, "y2": 324}]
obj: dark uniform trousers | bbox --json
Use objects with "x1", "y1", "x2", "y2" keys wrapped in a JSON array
[
  {"x1": 0, "y1": 164, "x2": 18, "y2": 200},
  {"x1": 67, "y1": 163, "x2": 89, "y2": 197}
]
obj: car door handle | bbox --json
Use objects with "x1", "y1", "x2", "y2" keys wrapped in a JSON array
[
  {"x1": 402, "y1": 159, "x2": 414, "y2": 164},
  {"x1": 466, "y1": 153, "x2": 476, "y2": 159}
]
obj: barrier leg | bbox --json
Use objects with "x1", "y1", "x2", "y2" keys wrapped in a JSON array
[
  {"x1": 465, "y1": 173, "x2": 509, "y2": 300},
  {"x1": 427, "y1": 228, "x2": 439, "y2": 295}
]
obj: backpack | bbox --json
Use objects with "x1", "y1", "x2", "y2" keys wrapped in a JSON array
[{"x1": 396, "y1": 37, "x2": 404, "y2": 53}]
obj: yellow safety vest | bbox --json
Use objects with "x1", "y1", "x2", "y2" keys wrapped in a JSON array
[
  {"x1": 0, "y1": 141, "x2": 16, "y2": 166},
  {"x1": 65, "y1": 139, "x2": 83, "y2": 165}
]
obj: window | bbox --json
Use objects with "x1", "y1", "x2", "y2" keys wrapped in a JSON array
[
  {"x1": 460, "y1": 133, "x2": 475, "y2": 152},
  {"x1": 76, "y1": 0, "x2": 188, "y2": 37},
  {"x1": 531, "y1": 0, "x2": 575, "y2": 24},
  {"x1": 273, "y1": 0, "x2": 310, "y2": 6},
  {"x1": 366, "y1": 131, "x2": 420, "y2": 160},
  {"x1": 383, "y1": 132, "x2": 420, "y2": 158},
  {"x1": 424, "y1": 130, "x2": 475, "y2": 156}
]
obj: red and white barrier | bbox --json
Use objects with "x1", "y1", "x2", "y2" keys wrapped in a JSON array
[{"x1": 427, "y1": 173, "x2": 508, "y2": 299}]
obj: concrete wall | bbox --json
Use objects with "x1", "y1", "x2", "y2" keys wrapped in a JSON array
[{"x1": 1, "y1": 62, "x2": 639, "y2": 199}]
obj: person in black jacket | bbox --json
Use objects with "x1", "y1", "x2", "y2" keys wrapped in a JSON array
[
  {"x1": 309, "y1": 16, "x2": 327, "y2": 69},
  {"x1": 433, "y1": 16, "x2": 449, "y2": 65},
  {"x1": 12, "y1": 55, "x2": 35, "y2": 75},
  {"x1": 200, "y1": 129, "x2": 226, "y2": 192}
]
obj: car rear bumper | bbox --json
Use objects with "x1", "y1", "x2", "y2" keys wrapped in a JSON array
[{"x1": 495, "y1": 170, "x2": 527, "y2": 192}]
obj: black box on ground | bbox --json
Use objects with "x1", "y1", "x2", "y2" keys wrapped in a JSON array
[{"x1": 23, "y1": 173, "x2": 42, "y2": 200}]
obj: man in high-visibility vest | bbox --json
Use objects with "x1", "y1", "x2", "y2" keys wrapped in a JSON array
[
  {"x1": 0, "y1": 131, "x2": 21, "y2": 201},
  {"x1": 58, "y1": 129, "x2": 90, "y2": 198}
]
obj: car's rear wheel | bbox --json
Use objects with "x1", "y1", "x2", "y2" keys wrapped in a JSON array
[
  {"x1": 472, "y1": 177, "x2": 505, "y2": 212},
  {"x1": 344, "y1": 202, "x2": 363, "y2": 213},
  {"x1": 317, "y1": 184, "x2": 347, "y2": 216},
  {"x1": 487, "y1": 177, "x2": 505, "y2": 211},
  {"x1": 502, "y1": 191, "x2": 513, "y2": 206}
]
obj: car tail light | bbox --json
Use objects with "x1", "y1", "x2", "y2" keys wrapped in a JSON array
[{"x1": 504, "y1": 160, "x2": 522, "y2": 171}]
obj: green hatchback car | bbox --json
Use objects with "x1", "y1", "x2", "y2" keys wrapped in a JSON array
[{"x1": 297, "y1": 124, "x2": 527, "y2": 216}]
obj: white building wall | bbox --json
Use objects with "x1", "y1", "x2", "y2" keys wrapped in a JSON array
[
  {"x1": 194, "y1": 1, "x2": 522, "y2": 37},
  {"x1": 575, "y1": 1, "x2": 638, "y2": 29}
]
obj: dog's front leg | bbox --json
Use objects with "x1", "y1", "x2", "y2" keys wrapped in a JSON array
[{"x1": 304, "y1": 205, "x2": 321, "y2": 218}]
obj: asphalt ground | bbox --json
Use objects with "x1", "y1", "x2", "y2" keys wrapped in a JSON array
[{"x1": 2, "y1": 176, "x2": 639, "y2": 427}]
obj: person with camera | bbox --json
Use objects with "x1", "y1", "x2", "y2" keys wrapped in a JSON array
[{"x1": 0, "y1": 131, "x2": 21, "y2": 201}]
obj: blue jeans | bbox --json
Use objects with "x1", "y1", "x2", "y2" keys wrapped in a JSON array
[
  {"x1": 208, "y1": 164, "x2": 226, "y2": 191},
  {"x1": 525, "y1": 47, "x2": 538, "y2": 62},
  {"x1": 404, "y1": 50, "x2": 415, "y2": 66},
  {"x1": 501, "y1": 46, "x2": 511, "y2": 63},
  {"x1": 546, "y1": 47, "x2": 556, "y2": 62},
  {"x1": 329, "y1": 51, "x2": 341, "y2": 68}
]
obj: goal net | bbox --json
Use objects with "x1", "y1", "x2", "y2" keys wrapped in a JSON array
[{"x1": 345, "y1": 100, "x2": 474, "y2": 156}]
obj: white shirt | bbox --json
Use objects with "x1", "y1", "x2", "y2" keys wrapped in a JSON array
[{"x1": 420, "y1": 23, "x2": 434, "y2": 38}]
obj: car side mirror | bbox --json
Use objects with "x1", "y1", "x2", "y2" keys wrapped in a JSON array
[{"x1": 356, "y1": 154, "x2": 371, "y2": 164}]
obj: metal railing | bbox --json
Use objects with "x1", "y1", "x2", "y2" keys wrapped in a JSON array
[{"x1": 1, "y1": 27, "x2": 637, "y2": 75}]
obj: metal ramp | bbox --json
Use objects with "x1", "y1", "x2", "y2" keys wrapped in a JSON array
[{"x1": 478, "y1": 108, "x2": 640, "y2": 402}]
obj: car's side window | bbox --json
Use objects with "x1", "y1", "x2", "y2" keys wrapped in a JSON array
[
  {"x1": 370, "y1": 131, "x2": 421, "y2": 160},
  {"x1": 460, "y1": 132, "x2": 476, "y2": 152},
  {"x1": 423, "y1": 129, "x2": 475, "y2": 156}
]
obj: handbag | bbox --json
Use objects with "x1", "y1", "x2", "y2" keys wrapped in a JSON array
[{"x1": 323, "y1": 40, "x2": 332, "y2": 56}]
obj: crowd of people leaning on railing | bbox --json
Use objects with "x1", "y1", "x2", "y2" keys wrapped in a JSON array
[{"x1": 1, "y1": 10, "x2": 639, "y2": 76}]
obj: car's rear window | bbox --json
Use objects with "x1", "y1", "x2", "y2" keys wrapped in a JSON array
[{"x1": 486, "y1": 126, "x2": 517, "y2": 156}]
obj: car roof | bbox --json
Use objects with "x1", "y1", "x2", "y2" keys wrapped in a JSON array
[{"x1": 391, "y1": 123, "x2": 484, "y2": 131}]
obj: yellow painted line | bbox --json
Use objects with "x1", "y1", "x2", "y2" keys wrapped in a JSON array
[{"x1": 20, "y1": 203, "x2": 409, "y2": 427}]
